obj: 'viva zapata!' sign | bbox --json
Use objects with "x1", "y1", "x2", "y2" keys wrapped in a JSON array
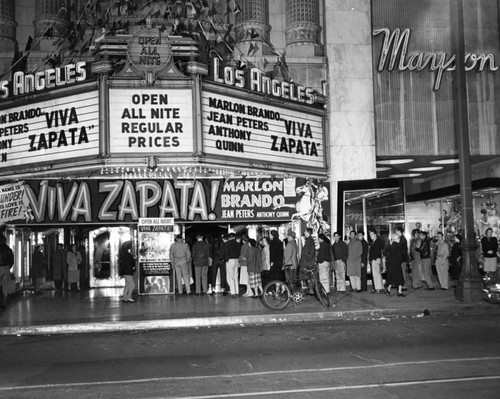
[{"x1": 3, "y1": 178, "x2": 330, "y2": 230}]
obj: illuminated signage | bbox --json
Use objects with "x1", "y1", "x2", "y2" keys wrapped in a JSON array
[
  {"x1": 201, "y1": 91, "x2": 324, "y2": 169},
  {"x1": 0, "y1": 182, "x2": 30, "y2": 223},
  {"x1": 373, "y1": 28, "x2": 499, "y2": 90},
  {"x1": 16, "y1": 178, "x2": 329, "y2": 224},
  {"x1": 109, "y1": 88, "x2": 194, "y2": 154},
  {"x1": 127, "y1": 28, "x2": 172, "y2": 73},
  {"x1": 211, "y1": 58, "x2": 317, "y2": 105},
  {"x1": 0, "y1": 61, "x2": 88, "y2": 99},
  {"x1": 0, "y1": 91, "x2": 99, "y2": 168}
]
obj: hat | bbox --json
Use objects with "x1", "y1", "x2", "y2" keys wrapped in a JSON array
[{"x1": 287, "y1": 230, "x2": 296, "y2": 239}]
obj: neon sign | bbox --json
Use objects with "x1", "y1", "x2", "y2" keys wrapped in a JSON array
[{"x1": 373, "y1": 28, "x2": 499, "y2": 90}]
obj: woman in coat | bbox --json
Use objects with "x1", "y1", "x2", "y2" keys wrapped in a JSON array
[
  {"x1": 346, "y1": 231, "x2": 362, "y2": 292},
  {"x1": 246, "y1": 239, "x2": 263, "y2": 298},
  {"x1": 66, "y1": 244, "x2": 82, "y2": 291},
  {"x1": 31, "y1": 244, "x2": 46, "y2": 294},
  {"x1": 385, "y1": 234, "x2": 405, "y2": 297},
  {"x1": 119, "y1": 241, "x2": 136, "y2": 302}
]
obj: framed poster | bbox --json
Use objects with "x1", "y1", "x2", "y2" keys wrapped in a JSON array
[{"x1": 138, "y1": 217, "x2": 175, "y2": 295}]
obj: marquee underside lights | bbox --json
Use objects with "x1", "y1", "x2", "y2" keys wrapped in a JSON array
[{"x1": 376, "y1": 159, "x2": 414, "y2": 165}]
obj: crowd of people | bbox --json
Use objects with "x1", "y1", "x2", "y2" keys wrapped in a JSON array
[
  {"x1": 136, "y1": 224, "x2": 500, "y2": 303},
  {"x1": 30, "y1": 243, "x2": 84, "y2": 295}
]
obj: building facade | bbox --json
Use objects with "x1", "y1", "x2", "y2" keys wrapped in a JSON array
[{"x1": 0, "y1": 0, "x2": 499, "y2": 294}]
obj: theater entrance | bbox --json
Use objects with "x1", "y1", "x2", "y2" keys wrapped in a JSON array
[{"x1": 89, "y1": 226, "x2": 134, "y2": 288}]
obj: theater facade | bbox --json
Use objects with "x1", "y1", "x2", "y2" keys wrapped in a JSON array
[{"x1": 0, "y1": 20, "x2": 328, "y2": 292}]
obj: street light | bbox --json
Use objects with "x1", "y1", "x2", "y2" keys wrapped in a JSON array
[{"x1": 451, "y1": 0, "x2": 482, "y2": 302}]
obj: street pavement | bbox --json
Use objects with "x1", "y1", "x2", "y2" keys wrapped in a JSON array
[{"x1": 1, "y1": 277, "x2": 499, "y2": 336}]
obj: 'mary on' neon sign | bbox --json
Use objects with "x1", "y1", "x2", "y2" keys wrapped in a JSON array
[{"x1": 373, "y1": 28, "x2": 499, "y2": 91}]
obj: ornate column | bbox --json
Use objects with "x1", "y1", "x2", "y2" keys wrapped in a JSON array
[
  {"x1": 285, "y1": 0, "x2": 323, "y2": 57},
  {"x1": 234, "y1": 0, "x2": 271, "y2": 58},
  {"x1": 0, "y1": 0, "x2": 16, "y2": 52},
  {"x1": 33, "y1": 0, "x2": 70, "y2": 52},
  {"x1": 0, "y1": 0, "x2": 16, "y2": 75}
]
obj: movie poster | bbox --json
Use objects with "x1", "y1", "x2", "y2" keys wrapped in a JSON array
[{"x1": 138, "y1": 217, "x2": 175, "y2": 295}]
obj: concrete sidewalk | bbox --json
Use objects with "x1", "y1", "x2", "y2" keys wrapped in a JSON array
[{"x1": 1, "y1": 285, "x2": 499, "y2": 336}]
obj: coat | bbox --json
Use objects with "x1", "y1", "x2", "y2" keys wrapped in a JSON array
[
  {"x1": 170, "y1": 241, "x2": 191, "y2": 268},
  {"x1": 284, "y1": 240, "x2": 298, "y2": 268},
  {"x1": 387, "y1": 241, "x2": 404, "y2": 286},
  {"x1": 31, "y1": 248, "x2": 46, "y2": 278},
  {"x1": 299, "y1": 236, "x2": 316, "y2": 269},
  {"x1": 247, "y1": 246, "x2": 263, "y2": 274},
  {"x1": 51, "y1": 248, "x2": 67, "y2": 280},
  {"x1": 346, "y1": 239, "x2": 362, "y2": 277},
  {"x1": 192, "y1": 240, "x2": 210, "y2": 267}
]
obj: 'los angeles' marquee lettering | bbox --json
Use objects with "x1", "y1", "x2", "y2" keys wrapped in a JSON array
[
  {"x1": 0, "y1": 62, "x2": 88, "y2": 99},
  {"x1": 373, "y1": 28, "x2": 499, "y2": 91},
  {"x1": 212, "y1": 58, "x2": 316, "y2": 104}
]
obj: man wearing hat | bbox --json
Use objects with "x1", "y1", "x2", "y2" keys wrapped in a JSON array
[
  {"x1": 283, "y1": 230, "x2": 298, "y2": 284},
  {"x1": 170, "y1": 234, "x2": 192, "y2": 295}
]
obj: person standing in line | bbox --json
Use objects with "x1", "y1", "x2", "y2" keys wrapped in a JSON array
[
  {"x1": 481, "y1": 228, "x2": 498, "y2": 278},
  {"x1": 358, "y1": 231, "x2": 369, "y2": 291},
  {"x1": 346, "y1": 230, "x2": 362, "y2": 292},
  {"x1": 299, "y1": 228, "x2": 316, "y2": 293},
  {"x1": 368, "y1": 229, "x2": 384, "y2": 293},
  {"x1": 211, "y1": 235, "x2": 229, "y2": 295},
  {"x1": 238, "y1": 236, "x2": 253, "y2": 297},
  {"x1": 332, "y1": 232, "x2": 348, "y2": 292},
  {"x1": 170, "y1": 234, "x2": 192, "y2": 295},
  {"x1": 449, "y1": 234, "x2": 463, "y2": 283},
  {"x1": 51, "y1": 243, "x2": 67, "y2": 291},
  {"x1": 283, "y1": 230, "x2": 299, "y2": 285},
  {"x1": 246, "y1": 239, "x2": 264, "y2": 298},
  {"x1": 435, "y1": 232, "x2": 450, "y2": 290},
  {"x1": 269, "y1": 230, "x2": 285, "y2": 282},
  {"x1": 260, "y1": 237, "x2": 271, "y2": 288},
  {"x1": 67, "y1": 244, "x2": 82, "y2": 292},
  {"x1": 0, "y1": 234, "x2": 14, "y2": 308},
  {"x1": 416, "y1": 231, "x2": 435, "y2": 290},
  {"x1": 31, "y1": 244, "x2": 46, "y2": 294},
  {"x1": 119, "y1": 242, "x2": 136, "y2": 302},
  {"x1": 192, "y1": 234, "x2": 210, "y2": 295},
  {"x1": 224, "y1": 233, "x2": 241, "y2": 298},
  {"x1": 317, "y1": 233, "x2": 331, "y2": 294},
  {"x1": 395, "y1": 227, "x2": 410, "y2": 290},
  {"x1": 409, "y1": 229, "x2": 423, "y2": 289},
  {"x1": 205, "y1": 235, "x2": 214, "y2": 295},
  {"x1": 385, "y1": 233, "x2": 405, "y2": 297}
]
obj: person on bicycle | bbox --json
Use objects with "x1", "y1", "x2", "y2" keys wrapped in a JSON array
[{"x1": 299, "y1": 227, "x2": 316, "y2": 294}]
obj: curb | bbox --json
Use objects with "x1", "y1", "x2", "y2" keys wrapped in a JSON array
[{"x1": 2, "y1": 305, "x2": 499, "y2": 336}]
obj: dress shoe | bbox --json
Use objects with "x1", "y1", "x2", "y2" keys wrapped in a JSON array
[
  {"x1": 397, "y1": 292, "x2": 405, "y2": 297},
  {"x1": 232, "y1": 294, "x2": 238, "y2": 298},
  {"x1": 384, "y1": 289, "x2": 391, "y2": 297}
]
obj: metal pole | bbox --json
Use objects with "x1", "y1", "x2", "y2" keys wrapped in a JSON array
[{"x1": 451, "y1": 0, "x2": 481, "y2": 302}]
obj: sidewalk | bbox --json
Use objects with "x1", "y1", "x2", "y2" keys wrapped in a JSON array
[{"x1": 1, "y1": 284, "x2": 499, "y2": 336}]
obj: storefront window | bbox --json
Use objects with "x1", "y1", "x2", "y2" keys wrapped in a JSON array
[
  {"x1": 406, "y1": 188, "x2": 500, "y2": 239},
  {"x1": 344, "y1": 188, "x2": 404, "y2": 239}
]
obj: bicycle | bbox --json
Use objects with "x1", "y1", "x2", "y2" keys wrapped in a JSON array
[{"x1": 260, "y1": 266, "x2": 332, "y2": 310}]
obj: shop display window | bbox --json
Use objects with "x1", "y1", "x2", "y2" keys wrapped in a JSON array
[{"x1": 406, "y1": 188, "x2": 500, "y2": 239}]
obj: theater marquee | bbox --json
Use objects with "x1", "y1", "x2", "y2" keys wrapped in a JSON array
[
  {"x1": 109, "y1": 88, "x2": 194, "y2": 154},
  {"x1": 0, "y1": 90, "x2": 99, "y2": 168},
  {"x1": 201, "y1": 91, "x2": 325, "y2": 169}
]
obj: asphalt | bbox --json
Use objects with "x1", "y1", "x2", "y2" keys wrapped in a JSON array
[{"x1": 1, "y1": 277, "x2": 499, "y2": 336}]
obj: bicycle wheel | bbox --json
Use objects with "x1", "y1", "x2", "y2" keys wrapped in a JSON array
[
  {"x1": 260, "y1": 280, "x2": 291, "y2": 310},
  {"x1": 315, "y1": 281, "x2": 331, "y2": 308}
]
